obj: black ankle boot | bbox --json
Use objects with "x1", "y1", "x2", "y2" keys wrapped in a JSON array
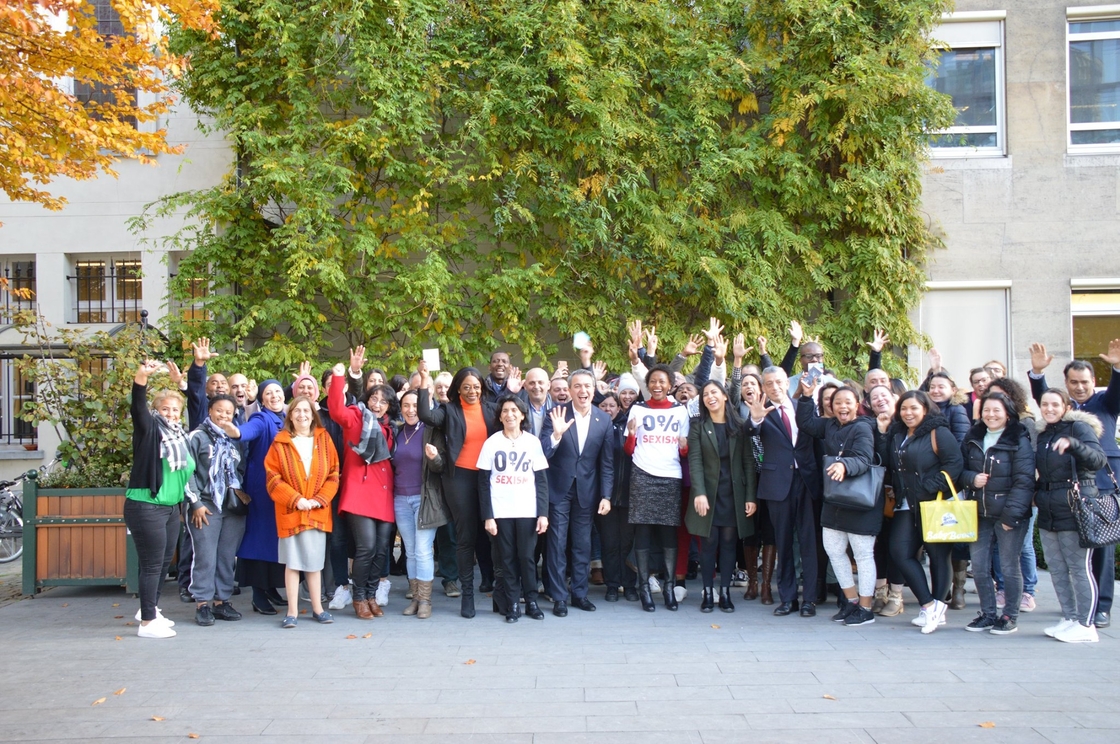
[
  {"x1": 700, "y1": 587, "x2": 715, "y2": 613},
  {"x1": 460, "y1": 581, "x2": 476, "y2": 619},
  {"x1": 718, "y1": 586, "x2": 735, "y2": 613}
]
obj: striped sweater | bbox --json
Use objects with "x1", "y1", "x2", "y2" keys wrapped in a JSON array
[{"x1": 264, "y1": 427, "x2": 340, "y2": 538}]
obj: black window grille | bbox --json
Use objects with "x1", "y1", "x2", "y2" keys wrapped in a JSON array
[
  {"x1": 0, "y1": 359, "x2": 36, "y2": 445},
  {"x1": 69, "y1": 259, "x2": 142, "y2": 323},
  {"x1": 1, "y1": 261, "x2": 36, "y2": 322}
]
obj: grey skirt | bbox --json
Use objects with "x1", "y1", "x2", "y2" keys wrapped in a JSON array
[
  {"x1": 628, "y1": 467, "x2": 682, "y2": 527},
  {"x1": 278, "y1": 529, "x2": 326, "y2": 572}
]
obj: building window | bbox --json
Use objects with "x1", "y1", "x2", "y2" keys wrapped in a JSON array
[
  {"x1": 927, "y1": 15, "x2": 1006, "y2": 157},
  {"x1": 0, "y1": 359, "x2": 36, "y2": 445},
  {"x1": 73, "y1": 0, "x2": 136, "y2": 128},
  {"x1": 69, "y1": 258, "x2": 142, "y2": 324},
  {"x1": 0, "y1": 260, "x2": 36, "y2": 323},
  {"x1": 1068, "y1": 11, "x2": 1120, "y2": 150},
  {"x1": 917, "y1": 282, "x2": 1011, "y2": 381},
  {"x1": 1071, "y1": 284, "x2": 1120, "y2": 383},
  {"x1": 169, "y1": 254, "x2": 210, "y2": 323}
]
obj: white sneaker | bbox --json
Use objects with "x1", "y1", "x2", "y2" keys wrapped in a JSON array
[
  {"x1": 921, "y1": 600, "x2": 948, "y2": 634},
  {"x1": 730, "y1": 570, "x2": 749, "y2": 587},
  {"x1": 134, "y1": 608, "x2": 174, "y2": 627},
  {"x1": 674, "y1": 585, "x2": 688, "y2": 602},
  {"x1": 1055, "y1": 621, "x2": 1099, "y2": 643},
  {"x1": 137, "y1": 622, "x2": 176, "y2": 639},
  {"x1": 910, "y1": 608, "x2": 928, "y2": 627},
  {"x1": 375, "y1": 578, "x2": 391, "y2": 607},
  {"x1": 328, "y1": 584, "x2": 352, "y2": 610},
  {"x1": 648, "y1": 576, "x2": 661, "y2": 594},
  {"x1": 1044, "y1": 618, "x2": 1076, "y2": 638}
]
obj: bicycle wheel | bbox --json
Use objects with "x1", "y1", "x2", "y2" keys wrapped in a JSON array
[{"x1": 0, "y1": 506, "x2": 23, "y2": 563}]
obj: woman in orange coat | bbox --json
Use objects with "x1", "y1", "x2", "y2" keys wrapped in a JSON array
[{"x1": 265, "y1": 396, "x2": 340, "y2": 629}]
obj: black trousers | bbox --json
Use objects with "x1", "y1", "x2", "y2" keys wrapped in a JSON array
[
  {"x1": 547, "y1": 484, "x2": 594, "y2": 602},
  {"x1": 446, "y1": 465, "x2": 494, "y2": 588},
  {"x1": 701, "y1": 525, "x2": 738, "y2": 589},
  {"x1": 1092, "y1": 543, "x2": 1115, "y2": 614},
  {"x1": 765, "y1": 476, "x2": 819, "y2": 604},
  {"x1": 349, "y1": 515, "x2": 392, "y2": 600},
  {"x1": 495, "y1": 517, "x2": 539, "y2": 616},
  {"x1": 889, "y1": 508, "x2": 952, "y2": 606},
  {"x1": 598, "y1": 502, "x2": 635, "y2": 590},
  {"x1": 124, "y1": 499, "x2": 179, "y2": 621}
]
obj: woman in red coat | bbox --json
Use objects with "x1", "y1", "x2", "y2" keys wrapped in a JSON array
[{"x1": 329, "y1": 364, "x2": 396, "y2": 619}]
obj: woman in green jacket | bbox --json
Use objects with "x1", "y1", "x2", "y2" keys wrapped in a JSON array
[{"x1": 686, "y1": 380, "x2": 757, "y2": 612}]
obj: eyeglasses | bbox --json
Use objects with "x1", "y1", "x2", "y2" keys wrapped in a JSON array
[{"x1": 800, "y1": 353, "x2": 824, "y2": 362}]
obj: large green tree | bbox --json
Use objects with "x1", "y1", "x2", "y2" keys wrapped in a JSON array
[{"x1": 142, "y1": 0, "x2": 953, "y2": 378}]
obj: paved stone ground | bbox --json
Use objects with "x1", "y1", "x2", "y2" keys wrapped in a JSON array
[{"x1": 0, "y1": 568, "x2": 1118, "y2": 744}]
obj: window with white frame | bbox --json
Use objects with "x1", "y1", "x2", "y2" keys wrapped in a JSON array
[
  {"x1": 1068, "y1": 8, "x2": 1120, "y2": 149},
  {"x1": 1071, "y1": 280, "x2": 1120, "y2": 383},
  {"x1": 916, "y1": 283, "x2": 1011, "y2": 381},
  {"x1": 68, "y1": 257, "x2": 142, "y2": 323},
  {"x1": 926, "y1": 14, "x2": 1006, "y2": 157}
]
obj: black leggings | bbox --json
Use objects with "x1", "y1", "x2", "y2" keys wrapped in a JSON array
[
  {"x1": 349, "y1": 515, "x2": 392, "y2": 600},
  {"x1": 123, "y1": 499, "x2": 179, "y2": 622},
  {"x1": 495, "y1": 517, "x2": 538, "y2": 615},
  {"x1": 446, "y1": 465, "x2": 495, "y2": 589},
  {"x1": 741, "y1": 499, "x2": 774, "y2": 547},
  {"x1": 701, "y1": 525, "x2": 738, "y2": 589},
  {"x1": 875, "y1": 516, "x2": 904, "y2": 584},
  {"x1": 889, "y1": 509, "x2": 952, "y2": 606}
]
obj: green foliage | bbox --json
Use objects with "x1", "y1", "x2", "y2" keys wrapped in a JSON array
[
  {"x1": 140, "y1": 0, "x2": 955, "y2": 379},
  {"x1": 15, "y1": 313, "x2": 165, "y2": 488}
]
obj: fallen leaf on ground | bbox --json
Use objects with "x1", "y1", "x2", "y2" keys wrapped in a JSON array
[
  {"x1": 91, "y1": 698, "x2": 106, "y2": 706},
  {"x1": 979, "y1": 722, "x2": 996, "y2": 728},
  {"x1": 151, "y1": 716, "x2": 165, "y2": 721},
  {"x1": 345, "y1": 634, "x2": 357, "y2": 639},
  {"x1": 710, "y1": 624, "x2": 720, "y2": 629},
  {"x1": 112, "y1": 603, "x2": 120, "y2": 607},
  {"x1": 362, "y1": 633, "x2": 372, "y2": 638},
  {"x1": 114, "y1": 636, "x2": 122, "y2": 641},
  {"x1": 188, "y1": 734, "x2": 200, "y2": 739},
  {"x1": 114, "y1": 688, "x2": 126, "y2": 696},
  {"x1": 62, "y1": 603, "x2": 69, "y2": 607},
  {"x1": 464, "y1": 659, "x2": 476, "y2": 665},
  {"x1": 114, "y1": 615, "x2": 123, "y2": 619},
  {"x1": 823, "y1": 694, "x2": 837, "y2": 700},
  {"x1": 124, "y1": 622, "x2": 135, "y2": 626}
]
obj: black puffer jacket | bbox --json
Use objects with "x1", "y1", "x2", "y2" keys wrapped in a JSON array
[
  {"x1": 960, "y1": 421, "x2": 1035, "y2": 528},
  {"x1": 878, "y1": 413, "x2": 964, "y2": 511},
  {"x1": 936, "y1": 400, "x2": 971, "y2": 445},
  {"x1": 797, "y1": 399, "x2": 881, "y2": 535},
  {"x1": 1035, "y1": 410, "x2": 1110, "y2": 533}
]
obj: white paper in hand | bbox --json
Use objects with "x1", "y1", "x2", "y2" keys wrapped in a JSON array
[{"x1": 422, "y1": 348, "x2": 441, "y2": 372}]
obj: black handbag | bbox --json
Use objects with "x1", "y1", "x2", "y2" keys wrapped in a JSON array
[
  {"x1": 221, "y1": 487, "x2": 249, "y2": 517},
  {"x1": 1069, "y1": 461, "x2": 1120, "y2": 550},
  {"x1": 821, "y1": 449, "x2": 884, "y2": 512}
]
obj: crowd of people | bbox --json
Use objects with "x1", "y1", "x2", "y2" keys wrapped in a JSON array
[{"x1": 124, "y1": 321, "x2": 1120, "y2": 644}]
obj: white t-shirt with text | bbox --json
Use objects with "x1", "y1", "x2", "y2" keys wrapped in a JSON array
[
  {"x1": 476, "y1": 431, "x2": 549, "y2": 519},
  {"x1": 627, "y1": 401, "x2": 690, "y2": 480}
]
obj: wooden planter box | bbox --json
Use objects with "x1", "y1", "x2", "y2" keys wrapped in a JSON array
[{"x1": 21, "y1": 474, "x2": 138, "y2": 596}]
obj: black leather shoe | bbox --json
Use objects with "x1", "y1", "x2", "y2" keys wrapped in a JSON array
[
  {"x1": 639, "y1": 586, "x2": 656, "y2": 612},
  {"x1": 251, "y1": 601, "x2": 277, "y2": 616},
  {"x1": 264, "y1": 588, "x2": 285, "y2": 605},
  {"x1": 525, "y1": 601, "x2": 544, "y2": 620},
  {"x1": 211, "y1": 602, "x2": 242, "y2": 621},
  {"x1": 700, "y1": 588, "x2": 715, "y2": 613},
  {"x1": 773, "y1": 600, "x2": 799, "y2": 616},
  {"x1": 1095, "y1": 611, "x2": 1111, "y2": 628},
  {"x1": 506, "y1": 614, "x2": 518, "y2": 623},
  {"x1": 718, "y1": 587, "x2": 735, "y2": 613},
  {"x1": 800, "y1": 601, "x2": 817, "y2": 618},
  {"x1": 179, "y1": 588, "x2": 193, "y2": 603},
  {"x1": 605, "y1": 587, "x2": 620, "y2": 602},
  {"x1": 664, "y1": 584, "x2": 679, "y2": 611},
  {"x1": 571, "y1": 596, "x2": 596, "y2": 612},
  {"x1": 624, "y1": 587, "x2": 639, "y2": 602},
  {"x1": 552, "y1": 600, "x2": 568, "y2": 617},
  {"x1": 195, "y1": 604, "x2": 215, "y2": 626}
]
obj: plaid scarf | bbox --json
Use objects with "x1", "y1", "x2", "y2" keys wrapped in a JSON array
[
  {"x1": 202, "y1": 418, "x2": 242, "y2": 511},
  {"x1": 349, "y1": 407, "x2": 391, "y2": 464},
  {"x1": 154, "y1": 412, "x2": 190, "y2": 472}
]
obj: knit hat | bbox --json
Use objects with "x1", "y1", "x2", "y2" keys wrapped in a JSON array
[
  {"x1": 257, "y1": 379, "x2": 283, "y2": 405},
  {"x1": 617, "y1": 373, "x2": 639, "y2": 394},
  {"x1": 292, "y1": 374, "x2": 320, "y2": 401}
]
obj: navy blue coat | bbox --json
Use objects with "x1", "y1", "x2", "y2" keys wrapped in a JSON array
[
  {"x1": 745, "y1": 397, "x2": 821, "y2": 501},
  {"x1": 539, "y1": 403, "x2": 615, "y2": 509}
]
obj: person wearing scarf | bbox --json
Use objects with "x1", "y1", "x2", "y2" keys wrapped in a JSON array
[
  {"x1": 126, "y1": 360, "x2": 197, "y2": 639},
  {"x1": 328, "y1": 365, "x2": 396, "y2": 619},
  {"x1": 184, "y1": 394, "x2": 247, "y2": 627},
  {"x1": 224, "y1": 379, "x2": 289, "y2": 615}
]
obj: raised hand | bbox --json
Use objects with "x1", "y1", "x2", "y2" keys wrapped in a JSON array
[
  {"x1": 191, "y1": 337, "x2": 218, "y2": 365},
  {"x1": 332, "y1": 363, "x2": 346, "y2": 378},
  {"x1": 578, "y1": 341, "x2": 594, "y2": 368},
  {"x1": 747, "y1": 393, "x2": 775, "y2": 422},
  {"x1": 247, "y1": 379, "x2": 257, "y2": 401},
  {"x1": 703, "y1": 317, "x2": 724, "y2": 345},
  {"x1": 417, "y1": 359, "x2": 431, "y2": 387},
  {"x1": 732, "y1": 333, "x2": 751, "y2": 363},
  {"x1": 628, "y1": 336, "x2": 641, "y2": 365},
  {"x1": 928, "y1": 347, "x2": 943, "y2": 374},
  {"x1": 799, "y1": 374, "x2": 820, "y2": 397},
  {"x1": 1099, "y1": 338, "x2": 1120, "y2": 368},
  {"x1": 756, "y1": 335, "x2": 768, "y2": 357},
  {"x1": 868, "y1": 329, "x2": 890, "y2": 352},
  {"x1": 507, "y1": 366, "x2": 523, "y2": 393},
  {"x1": 682, "y1": 333, "x2": 705, "y2": 357},
  {"x1": 166, "y1": 361, "x2": 184, "y2": 387},
  {"x1": 592, "y1": 360, "x2": 608, "y2": 381},
  {"x1": 349, "y1": 345, "x2": 366, "y2": 375},
  {"x1": 1029, "y1": 342, "x2": 1053, "y2": 375},
  {"x1": 644, "y1": 326, "x2": 658, "y2": 358},
  {"x1": 628, "y1": 320, "x2": 643, "y2": 349},
  {"x1": 549, "y1": 406, "x2": 575, "y2": 438},
  {"x1": 713, "y1": 334, "x2": 728, "y2": 366},
  {"x1": 135, "y1": 359, "x2": 164, "y2": 385},
  {"x1": 293, "y1": 360, "x2": 311, "y2": 381},
  {"x1": 789, "y1": 321, "x2": 803, "y2": 347}
]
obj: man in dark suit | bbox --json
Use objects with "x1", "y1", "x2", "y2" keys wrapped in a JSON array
[
  {"x1": 540, "y1": 369, "x2": 615, "y2": 616},
  {"x1": 746, "y1": 366, "x2": 822, "y2": 617}
]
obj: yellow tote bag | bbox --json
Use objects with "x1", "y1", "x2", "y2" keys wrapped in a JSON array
[{"x1": 919, "y1": 471, "x2": 978, "y2": 543}]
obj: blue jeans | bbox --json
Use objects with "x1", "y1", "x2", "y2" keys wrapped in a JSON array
[
  {"x1": 971, "y1": 517, "x2": 1028, "y2": 621},
  {"x1": 393, "y1": 495, "x2": 436, "y2": 582},
  {"x1": 994, "y1": 507, "x2": 1038, "y2": 595}
]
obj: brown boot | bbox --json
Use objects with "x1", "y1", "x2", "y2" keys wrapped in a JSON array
[
  {"x1": 403, "y1": 579, "x2": 420, "y2": 616},
  {"x1": 742, "y1": 544, "x2": 760, "y2": 600},
  {"x1": 367, "y1": 598, "x2": 385, "y2": 618},
  {"x1": 416, "y1": 580, "x2": 433, "y2": 619},
  {"x1": 354, "y1": 597, "x2": 373, "y2": 620},
  {"x1": 950, "y1": 560, "x2": 968, "y2": 610},
  {"x1": 759, "y1": 544, "x2": 776, "y2": 605}
]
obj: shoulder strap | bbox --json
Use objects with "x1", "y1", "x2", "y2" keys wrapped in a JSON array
[{"x1": 931, "y1": 427, "x2": 940, "y2": 457}]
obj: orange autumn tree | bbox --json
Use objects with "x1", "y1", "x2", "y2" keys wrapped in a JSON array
[{"x1": 0, "y1": 0, "x2": 218, "y2": 215}]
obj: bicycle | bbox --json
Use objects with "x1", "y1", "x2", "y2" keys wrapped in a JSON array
[{"x1": 0, "y1": 473, "x2": 27, "y2": 563}]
